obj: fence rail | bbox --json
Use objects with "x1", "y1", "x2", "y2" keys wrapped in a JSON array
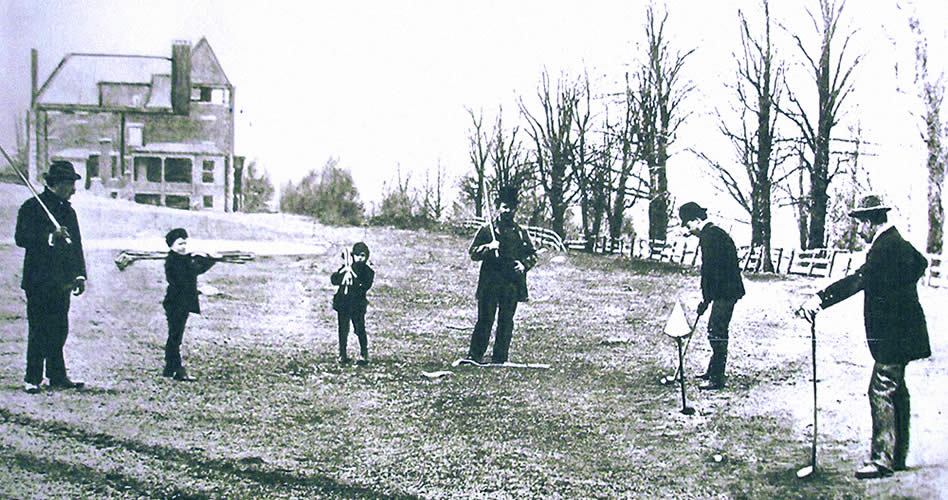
[
  {"x1": 456, "y1": 222, "x2": 947, "y2": 288},
  {"x1": 456, "y1": 217, "x2": 566, "y2": 252}
]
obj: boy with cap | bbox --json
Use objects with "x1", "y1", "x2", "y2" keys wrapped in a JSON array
[
  {"x1": 799, "y1": 194, "x2": 930, "y2": 479},
  {"x1": 15, "y1": 160, "x2": 87, "y2": 393},
  {"x1": 162, "y1": 228, "x2": 217, "y2": 381},
  {"x1": 330, "y1": 242, "x2": 375, "y2": 365},
  {"x1": 679, "y1": 201, "x2": 745, "y2": 390}
]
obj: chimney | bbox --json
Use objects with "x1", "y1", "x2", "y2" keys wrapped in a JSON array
[
  {"x1": 31, "y1": 49, "x2": 38, "y2": 107},
  {"x1": 171, "y1": 40, "x2": 191, "y2": 115}
]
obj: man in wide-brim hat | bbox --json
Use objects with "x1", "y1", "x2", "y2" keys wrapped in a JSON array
[
  {"x1": 14, "y1": 160, "x2": 88, "y2": 393},
  {"x1": 800, "y1": 193, "x2": 931, "y2": 479}
]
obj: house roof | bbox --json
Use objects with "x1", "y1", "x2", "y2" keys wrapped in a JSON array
[
  {"x1": 35, "y1": 37, "x2": 230, "y2": 109},
  {"x1": 36, "y1": 54, "x2": 171, "y2": 108}
]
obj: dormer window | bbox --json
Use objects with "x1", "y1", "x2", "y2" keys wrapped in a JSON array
[{"x1": 191, "y1": 86, "x2": 228, "y2": 105}]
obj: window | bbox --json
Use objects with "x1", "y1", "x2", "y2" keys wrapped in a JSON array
[
  {"x1": 165, "y1": 195, "x2": 191, "y2": 210},
  {"x1": 127, "y1": 124, "x2": 143, "y2": 147},
  {"x1": 134, "y1": 194, "x2": 160, "y2": 206},
  {"x1": 111, "y1": 155, "x2": 119, "y2": 179},
  {"x1": 192, "y1": 86, "x2": 212, "y2": 102},
  {"x1": 110, "y1": 192, "x2": 118, "y2": 199},
  {"x1": 203, "y1": 196, "x2": 214, "y2": 208},
  {"x1": 135, "y1": 156, "x2": 162, "y2": 182},
  {"x1": 164, "y1": 158, "x2": 192, "y2": 183},
  {"x1": 202, "y1": 160, "x2": 215, "y2": 183},
  {"x1": 85, "y1": 156, "x2": 99, "y2": 188},
  {"x1": 211, "y1": 88, "x2": 227, "y2": 105}
]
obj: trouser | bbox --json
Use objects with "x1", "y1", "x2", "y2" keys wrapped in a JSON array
[
  {"x1": 164, "y1": 307, "x2": 190, "y2": 372},
  {"x1": 468, "y1": 286, "x2": 519, "y2": 364},
  {"x1": 338, "y1": 308, "x2": 368, "y2": 359},
  {"x1": 25, "y1": 288, "x2": 72, "y2": 385},
  {"x1": 868, "y1": 362, "x2": 910, "y2": 471},
  {"x1": 705, "y1": 297, "x2": 737, "y2": 385}
]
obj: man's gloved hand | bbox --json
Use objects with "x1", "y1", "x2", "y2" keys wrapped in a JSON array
[
  {"x1": 796, "y1": 295, "x2": 822, "y2": 321},
  {"x1": 696, "y1": 301, "x2": 708, "y2": 317},
  {"x1": 51, "y1": 227, "x2": 71, "y2": 246}
]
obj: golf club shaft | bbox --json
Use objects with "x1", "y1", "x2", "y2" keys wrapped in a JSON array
[
  {"x1": 0, "y1": 144, "x2": 68, "y2": 238},
  {"x1": 810, "y1": 318, "x2": 817, "y2": 466},
  {"x1": 678, "y1": 337, "x2": 688, "y2": 411},
  {"x1": 672, "y1": 312, "x2": 704, "y2": 380}
]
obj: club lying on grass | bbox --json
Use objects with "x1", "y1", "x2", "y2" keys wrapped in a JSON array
[
  {"x1": 796, "y1": 315, "x2": 819, "y2": 479},
  {"x1": 114, "y1": 250, "x2": 256, "y2": 271},
  {"x1": 450, "y1": 358, "x2": 551, "y2": 369}
]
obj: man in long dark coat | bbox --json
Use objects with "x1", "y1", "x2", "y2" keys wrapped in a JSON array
[
  {"x1": 463, "y1": 186, "x2": 537, "y2": 365},
  {"x1": 15, "y1": 161, "x2": 87, "y2": 393},
  {"x1": 680, "y1": 201, "x2": 745, "y2": 390},
  {"x1": 800, "y1": 194, "x2": 931, "y2": 479}
]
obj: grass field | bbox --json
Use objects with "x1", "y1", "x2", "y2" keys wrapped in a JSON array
[{"x1": 0, "y1": 185, "x2": 946, "y2": 499}]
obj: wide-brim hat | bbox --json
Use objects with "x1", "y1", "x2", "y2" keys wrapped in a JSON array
[
  {"x1": 849, "y1": 194, "x2": 891, "y2": 218},
  {"x1": 43, "y1": 160, "x2": 82, "y2": 182}
]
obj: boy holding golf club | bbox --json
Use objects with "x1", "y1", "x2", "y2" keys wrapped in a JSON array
[
  {"x1": 679, "y1": 201, "x2": 745, "y2": 391},
  {"x1": 330, "y1": 242, "x2": 374, "y2": 365},
  {"x1": 162, "y1": 228, "x2": 217, "y2": 381},
  {"x1": 798, "y1": 194, "x2": 930, "y2": 479}
]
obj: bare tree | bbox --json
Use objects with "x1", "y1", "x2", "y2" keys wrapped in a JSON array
[
  {"x1": 696, "y1": 0, "x2": 791, "y2": 271},
  {"x1": 636, "y1": 5, "x2": 695, "y2": 241},
  {"x1": 780, "y1": 0, "x2": 861, "y2": 249},
  {"x1": 907, "y1": 14, "x2": 946, "y2": 254},
  {"x1": 606, "y1": 73, "x2": 650, "y2": 241},
  {"x1": 520, "y1": 69, "x2": 581, "y2": 238},
  {"x1": 826, "y1": 123, "x2": 874, "y2": 250},
  {"x1": 487, "y1": 106, "x2": 531, "y2": 196},
  {"x1": 422, "y1": 160, "x2": 447, "y2": 221},
  {"x1": 461, "y1": 107, "x2": 491, "y2": 217}
]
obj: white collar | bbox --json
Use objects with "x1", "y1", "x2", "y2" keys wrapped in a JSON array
[{"x1": 870, "y1": 222, "x2": 896, "y2": 246}]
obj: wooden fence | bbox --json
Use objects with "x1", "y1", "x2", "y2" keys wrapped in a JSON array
[
  {"x1": 461, "y1": 224, "x2": 948, "y2": 288},
  {"x1": 456, "y1": 217, "x2": 566, "y2": 252}
]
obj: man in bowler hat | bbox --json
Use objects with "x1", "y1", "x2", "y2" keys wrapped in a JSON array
[
  {"x1": 799, "y1": 194, "x2": 930, "y2": 479},
  {"x1": 679, "y1": 201, "x2": 745, "y2": 390},
  {"x1": 15, "y1": 160, "x2": 87, "y2": 393}
]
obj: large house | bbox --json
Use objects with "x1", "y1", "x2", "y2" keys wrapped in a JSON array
[{"x1": 27, "y1": 38, "x2": 242, "y2": 211}]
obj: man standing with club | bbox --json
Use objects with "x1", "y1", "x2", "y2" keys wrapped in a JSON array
[
  {"x1": 799, "y1": 194, "x2": 930, "y2": 479},
  {"x1": 15, "y1": 161, "x2": 88, "y2": 393},
  {"x1": 679, "y1": 201, "x2": 745, "y2": 391},
  {"x1": 463, "y1": 186, "x2": 537, "y2": 365}
]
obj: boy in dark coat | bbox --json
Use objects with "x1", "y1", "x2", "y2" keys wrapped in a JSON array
[
  {"x1": 331, "y1": 242, "x2": 375, "y2": 365},
  {"x1": 463, "y1": 186, "x2": 537, "y2": 365},
  {"x1": 162, "y1": 228, "x2": 216, "y2": 381},
  {"x1": 679, "y1": 201, "x2": 745, "y2": 390},
  {"x1": 800, "y1": 194, "x2": 930, "y2": 479}
]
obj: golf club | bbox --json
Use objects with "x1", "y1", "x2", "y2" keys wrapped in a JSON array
[
  {"x1": 0, "y1": 144, "x2": 71, "y2": 244},
  {"x1": 796, "y1": 316, "x2": 818, "y2": 479},
  {"x1": 676, "y1": 336, "x2": 695, "y2": 415},
  {"x1": 661, "y1": 308, "x2": 705, "y2": 385}
]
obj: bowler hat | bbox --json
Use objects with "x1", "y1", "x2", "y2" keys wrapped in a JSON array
[
  {"x1": 848, "y1": 194, "x2": 891, "y2": 218},
  {"x1": 678, "y1": 202, "x2": 708, "y2": 224},
  {"x1": 43, "y1": 160, "x2": 81, "y2": 183}
]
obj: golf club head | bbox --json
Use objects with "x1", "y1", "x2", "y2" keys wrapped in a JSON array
[
  {"x1": 796, "y1": 465, "x2": 815, "y2": 478},
  {"x1": 680, "y1": 406, "x2": 695, "y2": 416}
]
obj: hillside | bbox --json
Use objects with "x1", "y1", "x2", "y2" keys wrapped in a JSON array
[{"x1": 0, "y1": 182, "x2": 946, "y2": 498}]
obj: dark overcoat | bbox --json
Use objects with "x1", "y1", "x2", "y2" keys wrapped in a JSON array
[
  {"x1": 331, "y1": 262, "x2": 375, "y2": 313},
  {"x1": 163, "y1": 252, "x2": 216, "y2": 314},
  {"x1": 818, "y1": 227, "x2": 931, "y2": 364},
  {"x1": 15, "y1": 189, "x2": 86, "y2": 292},
  {"x1": 470, "y1": 218, "x2": 537, "y2": 302},
  {"x1": 698, "y1": 223, "x2": 745, "y2": 302}
]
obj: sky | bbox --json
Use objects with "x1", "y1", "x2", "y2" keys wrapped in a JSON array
[{"x1": 2, "y1": 0, "x2": 947, "y2": 247}]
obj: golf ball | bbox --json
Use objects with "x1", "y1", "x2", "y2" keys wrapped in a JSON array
[{"x1": 713, "y1": 454, "x2": 723, "y2": 462}]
